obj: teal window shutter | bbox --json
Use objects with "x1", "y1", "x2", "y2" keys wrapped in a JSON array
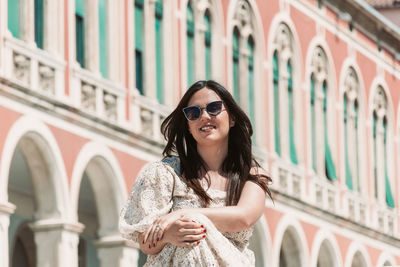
[
  {"x1": 232, "y1": 28, "x2": 240, "y2": 102},
  {"x1": 344, "y1": 95, "x2": 353, "y2": 190},
  {"x1": 187, "y1": 4, "x2": 195, "y2": 86},
  {"x1": 76, "y1": 0, "x2": 85, "y2": 67},
  {"x1": 99, "y1": 0, "x2": 108, "y2": 77},
  {"x1": 287, "y1": 60, "x2": 297, "y2": 164},
  {"x1": 135, "y1": 0, "x2": 144, "y2": 94},
  {"x1": 34, "y1": 0, "x2": 44, "y2": 48},
  {"x1": 8, "y1": 0, "x2": 20, "y2": 38},
  {"x1": 383, "y1": 119, "x2": 395, "y2": 208},
  {"x1": 354, "y1": 101, "x2": 360, "y2": 191},
  {"x1": 273, "y1": 51, "x2": 280, "y2": 155},
  {"x1": 247, "y1": 37, "x2": 255, "y2": 129},
  {"x1": 373, "y1": 112, "x2": 378, "y2": 199},
  {"x1": 204, "y1": 10, "x2": 212, "y2": 80},
  {"x1": 155, "y1": 0, "x2": 163, "y2": 103},
  {"x1": 323, "y1": 81, "x2": 337, "y2": 180},
  {"x1": 310, "y1": 75, "x2": 316, "y2": 171}
]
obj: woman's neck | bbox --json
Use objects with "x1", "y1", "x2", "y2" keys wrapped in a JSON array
[{"x1": 197, "y1": 141, "x2": 228, "y2": 171}]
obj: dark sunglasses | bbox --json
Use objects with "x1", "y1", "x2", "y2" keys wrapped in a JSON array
[{"x1": 183, "y1": 100, "x2": 225, "y2": 121}]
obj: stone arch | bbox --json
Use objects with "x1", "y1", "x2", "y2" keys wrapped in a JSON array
[
  {"x1": 344, "y1": 242, "x2": 372, "y2": 267},
  {"x1": 273, "y1": 216, "x2": 308, "y2": 267},
  {"x1": 310, "y1": 230, "x2": 342, "y2": 267},
  {"x1": 70, "y1": 141, "x2": 127, "y2": 234},
  {"x1": 376, "y1": 252, "x2": 396, "y2": 266},
  {"x1": 0, "y1": 115, "x2": 69, "y2": 219},
  {"x1": 249, "y1": 215, "x2": 272, "y2": 267}
]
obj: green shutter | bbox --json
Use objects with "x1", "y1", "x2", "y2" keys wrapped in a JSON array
[
  {"x1": 344, "y1": 96, "x2": 353, "y2": 190},
  {"x1": 373, "y1": 113, "x2": 378, "y2": 199},
  {"x1": 310, "y1": 75, "x2": 316, "y2": 171},
  {"x1": 323, "y1": 81, "x2": 337, "y2": 180},
  {"x1": 204, "y1": 11, "x2": 211, "y2": 80},
  {"x1": 155, "y1": 0, "x2": 163, "y2": 103},
  {"x1": 288, "y1": 61, "x2": 298, "y2": 164},
  {"x1": 34, "y1": 0, "x2": 44, "y2": 48},
  {"x1": 273, "y1": 51, "x2": 280, "y2": 155},
  {"x1": 135, "y1": 0, "x2": 144, "y2": 94},
  {"x1": 99, "y1": 0, "x2": 107, "y2": 77},
  {"x1": 354, "y1": 102, "x2": 360, "y2": 191},
  {"x1": 248, "y1": 38, "x2": 255, "y2": 130},
  {"x1": 232, "y1": 28, "x2": 240, "y2": 102},
  {"x1": 187, "y1": 4, "x2": 195, "y2": 86},
  {"x1": 75, "y1": 0, "x2": 85, "y2": 67},
  {"x1": 383, "y1": 120, "x2": 395, "y2": 208},
  {"x1": 8, "y1": 0, "x2": 20, "y2": 38}
]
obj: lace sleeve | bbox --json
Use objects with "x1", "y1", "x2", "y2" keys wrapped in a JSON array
[{"x1": 119, "y1": 161, "x2": 175, "y2": 243}]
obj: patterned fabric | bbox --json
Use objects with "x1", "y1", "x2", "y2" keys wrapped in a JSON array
[{"x1": 119, "y1": 156, "x2": 255, "y2": 266}]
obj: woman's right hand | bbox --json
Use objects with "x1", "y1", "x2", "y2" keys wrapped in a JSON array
[{"x1": 161, "y1": 218, "x2": 207, "y2": 247}]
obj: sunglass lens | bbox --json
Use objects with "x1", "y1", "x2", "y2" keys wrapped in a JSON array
[
  {"x1": 183, "y1": 106, "x2": 201, "y2": 121},
  {"x1": 207, "y1": 101, "x2": 223, "y2": 116}
]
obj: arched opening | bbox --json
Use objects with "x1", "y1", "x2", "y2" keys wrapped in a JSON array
[
  {"x1": 10, "y1": 223, "x2": 36, "y2": 267},
  {"x1": 279, "y1": 228, "x2": 303, "y2": 267},
  {"x1": 351, "y1": 251, "x2": 367, "y2": 267},
  {"x1": 249, "y1": 220, "x2": 269, "y2": 267},
  {"x1": 77, "y1": 156, "x2": 126, "y2": 267},
  {"x1": 317, "y1": 240, "x2": 336, "y2": 267}
]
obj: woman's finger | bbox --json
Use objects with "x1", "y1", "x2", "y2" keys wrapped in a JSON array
[{"x1": 182, "y1": 233, "x2": 206, "y2": 242}]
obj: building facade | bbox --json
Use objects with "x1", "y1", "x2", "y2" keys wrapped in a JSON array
[{"x1": 0, "y1": 0, "x2": 400, "y2": 266}]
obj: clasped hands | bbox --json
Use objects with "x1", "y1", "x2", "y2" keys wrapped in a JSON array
[{"x1": 142, "y1": 210, "x2": 207, "y2": 249}]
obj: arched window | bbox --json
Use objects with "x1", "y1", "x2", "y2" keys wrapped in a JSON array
[
  {"x1": 343, "y1": 68, "x2": 361, "y2": 191},
  {"x1": 248, "y1": 36, "x2": 255, "y2": 126},
  {"x1": 372, "y1": 87, "x2": 395, "y2": 208},
  {"x1": 273, "y1": 51, "x2": 280, "y2": 155},
  {"x1": 135, "y1": 0, "x2": 144, "y2": 94},
  {"x1": 232, "y1": 27, "x2": 240, "y2": 101},
  {"x1": 310, "y1": 47, "x2": 336, "y2": 179},
  {"x1": 187, "y1": 3, "x2": 195, "y2": 86},
  {"x1": 34, "y1": 0, "x2": 44, "y2": 48},
  {"x1": 204, "y1": 10, "x2": 212, "y2": 80},
  {"x1": 273, "y1": 23, "x2": 298, "y2": 163},
  {"x1": 8, "y1": 0, "x2": 20, "y2": 38},
  {"x1": 155, "y1": 0, "x2": 163, "y2": 103},
  {"x1": 98, "y1": 0, "x2": 107, "y2": 77},
  {"x1": 75, "y1": 0, "x2": 85, "y2": 68}
]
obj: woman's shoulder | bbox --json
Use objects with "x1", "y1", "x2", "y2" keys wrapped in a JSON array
[{"x1": 161, "y1": 155, "x2": 181, "y2": 176}]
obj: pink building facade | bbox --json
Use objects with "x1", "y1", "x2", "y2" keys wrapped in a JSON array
[{"x1": 0, "y1": 0, "x2": 399, "y2": 266}]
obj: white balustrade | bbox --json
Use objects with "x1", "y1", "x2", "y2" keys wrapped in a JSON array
[
  {"x1": 271, "y1": 159, "x2": 305, "y2": 201},
  {"x1": 309, "y1": 175, "x2": 340, "y2": 214},
  {"x1": 343, "y1": 191, "x2": 368, "y2": 225}
]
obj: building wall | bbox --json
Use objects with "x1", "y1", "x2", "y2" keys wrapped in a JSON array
[{"x1": 0, "y1": 0, "x2": 400, "y2": 266}]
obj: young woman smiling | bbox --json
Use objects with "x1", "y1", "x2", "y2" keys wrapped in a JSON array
[{"x1": 119, "y1": 80, "x2": 272, "y2": 266}]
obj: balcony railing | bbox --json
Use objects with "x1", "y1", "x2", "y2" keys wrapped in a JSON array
[
  {"x1": 309, "y1": 174, "x2": 340, "y2": 214},
  {"x1": 3, "y1": 36, "x2": 65, "y2": 99},
  {"x1": 343, "y1": 191, "x2": 368, "y2": 226},
  {"x1": 372, "y1": 203, "x2": 397, "y2": 237}
]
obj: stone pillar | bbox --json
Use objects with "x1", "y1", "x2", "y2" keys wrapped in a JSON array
[
  {"x1": 0, "y1": 202, "x2": 16, "y2": 267},
  {"x1": 86, "y1": 0, "x2": 100, "y2": 73},
  {"x1": 375, "y1": 117, "x2": 385, "y2": 205},
  {"x1": 315, "y1": 81, "x2": 325, "y2": 176},
  {"x1": 95, "y1": 235, "x2": 140, "y2": 267},
  {"x1": 21, "y1": 0, "x2": 35, "y2": 44},
  {"x1": 279, "y1": 57, "x2": 289, "y2": 161},
  {"x1": 30, "y1": 220, "x2": 84, "y2": 267}
]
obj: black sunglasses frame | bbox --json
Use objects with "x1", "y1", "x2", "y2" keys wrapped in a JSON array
[{"x1": 182, "y1": 100, "x2": 225, "y2": 121}]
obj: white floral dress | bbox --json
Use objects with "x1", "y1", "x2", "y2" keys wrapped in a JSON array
[{"x1": 119, "y1": 156, "x2": 255, "y2": 267}]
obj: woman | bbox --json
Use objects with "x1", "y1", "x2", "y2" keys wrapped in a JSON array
[{"x1": 119, "y1": 80, "x2": 272, "y2": 266}]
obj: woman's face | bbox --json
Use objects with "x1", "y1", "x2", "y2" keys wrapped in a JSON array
[{"x1": 186, "y1": 88, "x2": 234, "y2": 147}]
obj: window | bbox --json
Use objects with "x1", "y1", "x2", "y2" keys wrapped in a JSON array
[
  {"x1": 8, "y1": 0, "x2": 20, "y2": 38},
  {"x1": 204, "y1": 10, "x2": 212, "y2": 80},
  {"x1": 187, "y1": 3, "x2": 195, "y2": 87},
  {"x1": 232, "y1": 27, "x2": 240, "y2": 101},
  {"x1": 310, "y1": 75, "x2": 316, "y2": 170},
  {"x1": 247, "y1": 37, "x2": 255, "y2": 127},
  {"x1": 34, "y1": 0, "x2": 44, "y2": 48},
  {"x1": 76, "y1": 0, "x2": 85, "y2": 67},
  {"x1": 135, "y1": 0, "x2": 144, "y2": 94},
  {"x1": 323, "y1": 81, "x2": 337, "y2": 180},
  {"x1": 273, "y1": 51, "x2": 280, "y2": 155},
  {"x1": 98, "y1": 0, "x2": 107, "y2": 77},
  {"x1": 155, "y1": 0, "x2": 163, "y2": 103},
  {"x1": 287, "y1": 60, "x2": 297, "y2": 164}
]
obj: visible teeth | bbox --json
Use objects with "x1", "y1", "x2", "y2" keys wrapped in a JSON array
[{"x1": 200, "y1": 126, "x2": 215, "y2": 131}]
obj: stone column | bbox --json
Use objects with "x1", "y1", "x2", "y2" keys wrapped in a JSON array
[
  {"x1": 86, "y1": 0, "x2": 100, "y2": 73},
  {"x1": 95, "y1": 235, "x2": 140, "y2": 267},
  {"x1": 21, "y1": 0, "x2": 35, "y2": 44},
  {"x1": 279, "y1": 57, "x2": 289, "y2": 161},
  {"x1": 30, "y1": 220, "x2": 84, "y2": 267},
  {"x1": 314, "y1": 81, "x2": 325, "y2": 176},
  {"x1": 375, "y1": 116, "x2": 385, "y2": 205},
  {"x1": 0, "y1": 202, "x2": 16, "y2": 267}
]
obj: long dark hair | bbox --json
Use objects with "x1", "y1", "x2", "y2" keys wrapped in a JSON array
[{"x1": 161, "y1": 80, "x2": 272, "y2": 206}]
